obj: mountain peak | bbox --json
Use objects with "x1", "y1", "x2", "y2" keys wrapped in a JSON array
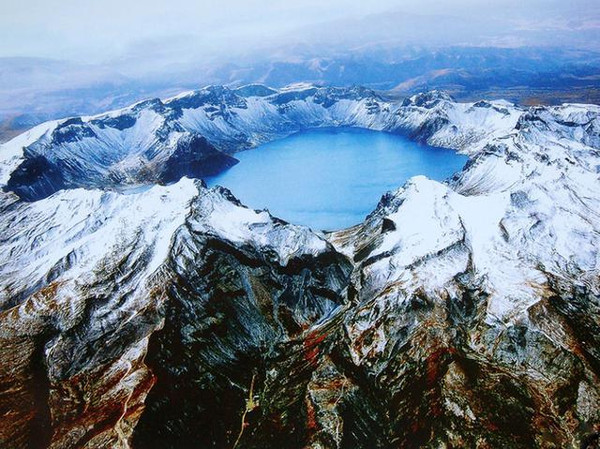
[{"x1": 403, "y1": 89, "x2": 454, "y2": 107}]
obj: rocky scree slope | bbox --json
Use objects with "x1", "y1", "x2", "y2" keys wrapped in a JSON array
[{"x1": 0, "y1": 85, "x2": 599, "y2": 448}]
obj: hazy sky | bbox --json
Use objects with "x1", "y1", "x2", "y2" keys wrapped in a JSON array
[
  {"x1": 2, "y1": 0, "x2": 399, "y2": 60},
  {"x1": 2, "y1": 0, "x2": 599, "y2": 63}
]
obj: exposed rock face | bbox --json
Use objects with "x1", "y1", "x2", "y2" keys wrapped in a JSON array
[
  {"x1": 325, "y1": 102, "x2": 600, "y2": 448},
  {"x1": 0, "y1": 85, "x2": 599, "y2": 448},
  {"x1": 132, "y1": 187, "x2": 352, "y2": 449},
  {"x1": 0, "y1": 180, "x2": 351, "y2": 449},
  {"x1": 3, "y1": 108, "x2": 238, "y2": 202},
  {"x1": 0, "y1": 181, "x2": 198, "y2": 448}
]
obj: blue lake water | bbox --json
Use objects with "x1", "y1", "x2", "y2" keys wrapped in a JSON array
[{"x1": 205, "y1": 127, "x2": 468, "y2": 231}]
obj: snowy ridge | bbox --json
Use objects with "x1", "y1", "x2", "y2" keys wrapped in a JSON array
[
  {"x1": 0, "y1": 85, "x2": 522, "y2": 201},
  {"x1": 330, "y1": 99, "x2": 600, "y2": 327},
  {"x1": 0, "y1": 178, "x2": 335, "y2": 312},
  {"x1": 0, "y1": 179, "x2": 199, "y2": 311},
  {"x1": 188, "y1": 186, "x2": 330, "y2": 265}
]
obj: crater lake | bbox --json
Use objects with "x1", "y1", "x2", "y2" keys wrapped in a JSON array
[{"x1": 205, "y1": 127, "x2": 468, "y2": 230}]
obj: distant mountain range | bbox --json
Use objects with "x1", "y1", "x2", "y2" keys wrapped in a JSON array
[{"x1": 1, "y1": 46, "x2": 600, "y2": 142}]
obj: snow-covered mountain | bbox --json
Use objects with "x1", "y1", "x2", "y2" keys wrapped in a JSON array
[
  {"x1": 1, "y1": 85, "x2": 521, "y2": 201},
  {"x1": 0, "y1": 85, "x2": 599, "y2": 448}
]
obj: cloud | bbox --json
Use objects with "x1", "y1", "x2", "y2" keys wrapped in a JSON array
[{"x1": 1, "y1": 0, "x2": 598, "y2": 63}]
